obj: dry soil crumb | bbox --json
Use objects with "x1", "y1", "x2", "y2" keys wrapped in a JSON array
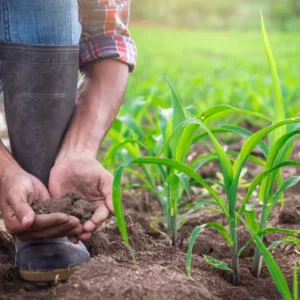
[{"x1": 31, "y1": 193, "x2": 94, "y2": 224}]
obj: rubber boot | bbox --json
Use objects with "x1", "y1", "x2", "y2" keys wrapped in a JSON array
[
  {"x1": 0, "y1": 43, "x2": 78, "y2": 186},
  {"x1": 0, "y1": 43, "x2": 90, "y2": 282}
]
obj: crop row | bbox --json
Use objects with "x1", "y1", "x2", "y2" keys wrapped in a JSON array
[{"x1": 104, "y1": 15, "x2": 299, "y2": 299}]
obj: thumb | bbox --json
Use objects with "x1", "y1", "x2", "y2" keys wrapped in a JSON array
[{"x1": 106, "y1": 192, "x2": 114, "y2": 215}]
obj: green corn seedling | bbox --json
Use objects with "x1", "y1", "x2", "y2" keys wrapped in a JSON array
[
  {"x1": 108, "y1": 81, "x2": 212, "y2": 247},
  {"x1": 185, "y1": 15, "x2": 300, "y2": 285},
  {"x1": 111, "y1": 14, "x2": 300, "y2": 288},
  {"x1": 111, "y1": 84, "x2": 273, "y2": 257},
  {"x1": 250, "y1": 14, "x2": 300, "y2": 278},
  {"x1": 245, "y1": 219, "x2": 298, "y2": 300}
]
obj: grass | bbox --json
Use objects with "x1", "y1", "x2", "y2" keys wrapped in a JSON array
[{"x1": 126, "y1": 25, "x2": 300, "y2": 118}]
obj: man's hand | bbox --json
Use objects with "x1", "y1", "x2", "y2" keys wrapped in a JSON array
[
  {"x1": 48, "y1": 59, "x2": 127, "y2": 243},
  {"x1": 0, "y1": 167, "x2": 83, "y2": 240},
  {"x1": 49, "y1": 156, "x2": 114, "y2": 242}
]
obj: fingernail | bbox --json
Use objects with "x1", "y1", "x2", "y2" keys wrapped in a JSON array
[{"x1": 22, "y1": 215, "x2": 32, "y2": 227}]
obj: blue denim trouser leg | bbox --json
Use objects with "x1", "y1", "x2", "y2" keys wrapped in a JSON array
[{"x1": 0, "y1": 0, "x2": 81, "y2": 92}]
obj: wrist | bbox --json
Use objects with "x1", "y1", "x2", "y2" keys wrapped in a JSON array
[
  {"x1": 0, "y1": 158, "x2": 23, "y2": 194},
  {"x1": 55, "y1": 102, "x2": 100, "y2": 164},
  {"x1": 0, "y1": 145, "x2": 22, "y2": 180},
  {"x1": 55, "y1": 59, "x2": 128, "y2": 164},
  {"x1": 55, "y1": 146, "x2": 97, "y2": 164}
]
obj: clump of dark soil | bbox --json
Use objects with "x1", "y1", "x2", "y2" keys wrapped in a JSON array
[{"x1": 31, "y1": 193, "x2": 94, "y2": 224}]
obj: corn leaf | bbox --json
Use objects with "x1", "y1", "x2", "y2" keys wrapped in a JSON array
[
  {"x1": 206, "y1": 223, "x2": 233, "y2": 247},
  {"x1": 191, "y1": 121, "x2": 233, "y2": 188},
  {"x1": 273, "y1": 176, "x2": 300, "y2": 204},
  {"x1": 113, "y1": 166, "x2": 136, "y2": 263},
  {"x1": 261, "y1": 13, "x2": 286, "y2": 148},
  {"x1": 170, "y1": 173, "x2": 179, "y2": 216},
  {"x1": 236, "y1": 160, "x2": 300, "y2": 223},
  {"x1": 186, "y1": 222, "x2": 233, "y2": 276},
  {"x1": 233, "y1": 118, "x2": 300, "y2": 181},
  {"x1": 204, "y1": 255, "x2": 233, "y2": 273},
  {"x1": 103, "y1": 139, "x2": 152, "y2": 165},
  {"x1": 199, "y1": 104, "x2": 271, "y2": 122},
  {"x1": 244, "y1": 204, "x2": 259, "y2": 233},
  {"x1": 200, "y1": 104, "x2": 235, "y2": 120},
  {"x1": 117, "y1": 114, "x2": 145, "y2": 138},
  {"x1": 220, "y1": 125, "x2": 268, "y2": 158},
  {"x1": 238, "y1": 227, "x2": 299, "y2": 256},
  {"x1": 244, "y1": 219, "x2": 292, "y2": 300},
  {"x1": 186, "y1": 225, "x2": 206, "y2": 276},
  {"x1": 175, "y1": 172, "x2": 190, "y2": 199},
  {"x1": 167, "y1": 79, "x2": 186, "y2": 157},
  {"x1": 238, "y1": 237, "x2": 255, "y2": 257},
  {"x1": 191, "y1": 151, "x2": 265, "y2": 173},
  {"x1": 268, "y1": 237, "x2": 300, "y2": 251},
  {"x1": 177, "y1": 106, "x2": 270, "y2": 163},
  {"x1": 149, "y1": 223, "x2": 172, "y2": 245},
  {"x1": 108, "y1": 129, "x2": 140, "y2": 157},
  {"x1": 259, "y1": 130, "x2": 300, "y2": 203},
  {"x1": 113, "y1": 157, "x2": 230, "y2": 263},
  {"x1": 157, "y1": 118, "x2": 234, "y2": 188},
  {"x1": 259, "y1": 228, "x2": 299, "y2": 236}
]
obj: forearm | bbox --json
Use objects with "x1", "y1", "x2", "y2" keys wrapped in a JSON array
[{"x1": 56, "y1": 59, "x2": 129, "y2": 161}]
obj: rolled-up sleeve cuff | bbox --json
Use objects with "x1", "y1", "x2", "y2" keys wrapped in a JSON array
[{"x1": 79, "y1": 35, "x2": 137, "y2": 72}]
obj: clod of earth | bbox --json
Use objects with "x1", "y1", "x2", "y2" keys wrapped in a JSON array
[{"x1": 31, "y1": 193, "x2": 94, "y2": 224}]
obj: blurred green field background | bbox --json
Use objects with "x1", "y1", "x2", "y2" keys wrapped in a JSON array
[{"x1": 125, "y1": 25, "x2": 300, "y2": 119}]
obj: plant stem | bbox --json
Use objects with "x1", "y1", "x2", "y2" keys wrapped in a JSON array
[
  {"x1": 229, "y1": 218, "x2": 240, "y2": 285},
  {"x1": 251, "y1": 201, "x2": 268, "y2": 277},
  {"x1": 171, "y1": 214, "x2": 177, "y2": 248},
  {"x1": 252, "y1": 248, "x2": 263, "y2": 277},
  {"x1": 231, "y1": 246, "x2": 240, "y2": 286}
]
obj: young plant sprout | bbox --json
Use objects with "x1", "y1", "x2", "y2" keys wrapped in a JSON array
[
  {"x1": 186, "y1": 14, "x2": 300, "y2": 285},
  {"x1": 111, "y1": 13, "x2": 300, "y2": 290},
  {"x1": 249, "y1": 14, "x2": 300, "y2": 278}
]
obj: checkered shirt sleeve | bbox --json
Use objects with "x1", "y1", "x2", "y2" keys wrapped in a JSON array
[{"x1": 78, "y1": 0, "x2": 137, "y2": 72}]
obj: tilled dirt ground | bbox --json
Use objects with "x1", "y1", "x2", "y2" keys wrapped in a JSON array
[
  {"x1": 0, "y1": 140, "x2": 300, "y2": 299},
  {"x1": 0, "y1": 194, "x2": 300, "y2": 300}
]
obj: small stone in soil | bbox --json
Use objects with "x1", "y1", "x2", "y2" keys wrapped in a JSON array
[{"x1": 31, "y1": 193, "x2": 94, "y2": 224}]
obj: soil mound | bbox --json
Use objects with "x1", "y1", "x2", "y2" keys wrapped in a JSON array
[{"x1": 53, "y1": 255, "x2": 219, "y2": 300}]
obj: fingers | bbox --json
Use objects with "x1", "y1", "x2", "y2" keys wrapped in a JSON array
[
  {"x1": 8, "y1": 188, "x2": 35, "y2": 229},
  {"x1": 29, "y1": 213, "x2": 69, "y2": 231},
  {"x1": 83, "y1": 202, "x2": 109, "y2": 233},
  {"x1": 79, "y1": 232, "x2": 91, "y2": 241},
  {"x1": 17, "y1": 217, "x2": 82, "y2": 241},
  {"x1": 83, "y1": 220, "x2": 96, "y2": 233},
  {"x1": 67, "y1": 223, "x2": 84, "y2": 236}
]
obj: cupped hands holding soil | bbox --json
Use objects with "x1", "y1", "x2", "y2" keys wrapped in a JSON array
[{"x1": 31, "y1": 193, "x2": 94, "y2": 224}]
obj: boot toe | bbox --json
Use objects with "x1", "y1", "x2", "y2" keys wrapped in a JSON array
[{"x1": 16, "y1": 237, "x2": 90, "y2": 282}]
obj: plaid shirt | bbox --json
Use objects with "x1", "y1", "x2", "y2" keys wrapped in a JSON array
[{"x1": 78, "y1": 0, "x2": 137, "y2": 72}]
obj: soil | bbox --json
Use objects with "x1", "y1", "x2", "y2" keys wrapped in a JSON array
[
  {"x1": 31, "y1": 193, "x2": 94, "y2": 224},
  {"x1": 0, "y1": 140, "x2": 300, "y2": 299}
]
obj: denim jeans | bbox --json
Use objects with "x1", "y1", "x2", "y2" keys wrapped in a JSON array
[{"x1": 0, "y1": 0, "x2": 81, "y2": 92}]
